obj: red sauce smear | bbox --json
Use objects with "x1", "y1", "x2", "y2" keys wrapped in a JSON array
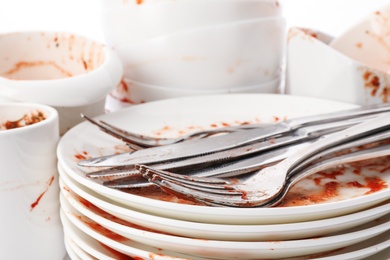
[
  {"x1": 98, "y1": 242, "x2": 134, "y2": 260},
  {"x1": 363, "y1": 71, "x2": 380, "y2": 96},
  {"x1": 30, "y1": 175, "x2": 55, "y2": 211},
  {"x1": 1, "y1": 110, "x2": 46, "y2": 130},
  {"x1": 4, "y1": 61, "x2": 73, "y2": 79},
  {"x1": 365, "y1": 177, "x2": 388, "y2": 194},
  {"x1": 362, "y1": 70, "x2": 389, "y2": 103},
  {"x1": 77, "y1": 214, "x2": 127, "y2": 242},
  {"x1": 74, "y1": 150, "x2": 89, "y2": 160},
  {"x1": 110, "y1": 79, "x2": 142, "y2": 104},
  {"x1": 74, "y1": 192, "x2": 172, "y2": 234}
]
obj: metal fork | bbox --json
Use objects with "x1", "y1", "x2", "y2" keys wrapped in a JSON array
[
  {"x1": 139, "y1": 113, "x2": 390, "y2": 207},
  {"x1": 81, "y1": 114, "x2": 263, "y2": 148},
  {"x1": 88, "y1": 115, "x2": 384, "y2": 190},
  {"x1": 88, "y1": 117, "x2": 368, "y2": 190},
  {"x1": 95, "y1": 117, "x2": 367, "y2": 188},
  {"x1": 101, "y1": 141, "x2": 312, "y2": 189},
  {"x1": 78, "y1": 103, "x2": 390, "y2": 168},
  {"x1": 110, "y1": 129, "x2": 390, "y2": 189}
]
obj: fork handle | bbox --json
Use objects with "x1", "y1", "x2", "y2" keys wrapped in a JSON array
[{"x1": 282, "y1": 112, "x2": 390, "y2": 174}]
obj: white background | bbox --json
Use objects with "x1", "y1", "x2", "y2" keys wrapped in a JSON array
[{"x1": 0, "y1": 0, "x2": 389, "y2": 44}]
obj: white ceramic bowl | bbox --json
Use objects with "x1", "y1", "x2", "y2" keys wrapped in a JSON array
[
  {"x1": 0, "y1": 103, "x2": 65, "y2": 259},
  {"x1": 0, "y1": 31, "x2": 123, "y2": 134},
  {"x1": 0, "y1": 31, "x2": 122, "y2": 107},
  {"x1": 101, "y1": 0, "x2": 282, "y2": 46},
  {"x1": 285, "y1": 27, "x2": 390, "y2": 105},
  {"x1": 106, "y1": 77, "x2": 281, "y2": 111},
  {"x1": 116, "y1": 17, "x2": 285, "y2": 90},
  {"x1": 101, "y1": 0, "x2": 281, "y2": 9},
  {"x1": 330, "y1": 5, "x2": 390, "y2": 74}
]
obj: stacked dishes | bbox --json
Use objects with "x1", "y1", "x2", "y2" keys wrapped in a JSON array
[
  {"x1": 100, "y1": 0, "x2": 285, "y2": 108},
  {"x1": 57, "y1": 94, "x2": 390, "y2": 259}
]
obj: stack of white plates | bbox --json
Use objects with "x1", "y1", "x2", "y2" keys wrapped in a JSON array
[{"x1": 57, "y1": 94, "x2": 390, "y2": 259}]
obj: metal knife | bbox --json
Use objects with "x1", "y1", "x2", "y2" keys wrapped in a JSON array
[{"x1": 78, "y1": 103, "x2": 390, "y2": 167}]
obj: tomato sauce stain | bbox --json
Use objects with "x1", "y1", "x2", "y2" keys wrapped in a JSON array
[
  {"x1": 347, "y1": 181, "x2": 364, "y2": 188},
  {"x1": 99, "y1": 242, "x2": 134, "y2": 259},
  {"x1": 365, "y1": 177, "x2": 388, "y2": 194},
  {"x1": 4, "y1": 61, "x2": 73, "y2": 79},
  {"x1": 363, "y1": 71, "x2": 380, "y2": 96},
  {"x1": 110, "y1": 80, "x2": 141, "y2": 104},
  {"x1": 30, "y1": 175, "x2": 55, "y2": 211},
  {"x1": 77, "y1": 214, "x2": 127, "y2": 242},
  {"x1": 1, "y1": 110, "x2": 46, "y2": 130},
  {"x1": 74, "y1": 150, "x2": 89, "y2": 160},
  {"x1": 361, "y1": 69, "x2": 390, "y2": 103}
]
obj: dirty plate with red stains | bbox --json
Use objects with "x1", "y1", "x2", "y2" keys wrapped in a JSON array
[
  {"x1": 59, "y1": 165, "x2": 390, "y2": 242},
  {"x1": 60, "y1": 199, "x2": 207, "y2": 260},
  {"x1": 57, "y1": 94, "x2": 390, "y2": 224},
  {"x1": 63, "y1": 238, "x2": 82, "y2": 260},
  {"x1": 59, "y1": 171, "x2": 390, "y2": 259},
  {"x1": 64, "y1": 236, "x2": 96, "y2": 260},
  {"x1": 60, "y1": 188, "x2": 390, "y2": 260}
]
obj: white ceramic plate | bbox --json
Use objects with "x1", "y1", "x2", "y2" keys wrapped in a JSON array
[
  {"x1": 62, "y1": 204, "x2": 390, "y2": 260},
  {"x1": 64, "y1": 236, "x2": 95, "y2": 260},
  {"x1": 316, "y1": 232, "x2": 390, "y2": 260},
  {"x1": 364, "y1": 247, "x2": 390, "y2": 260},
  {"x1": 59, "y1": 168, "x2": 390, "y2": 242},
  {"x1": 57, "y1": 94, "x2": 390, "y2": 224},
  {"x1": 60, "y1": 176, "x2": 390, "y2": 259},
  {"x1": 62, "y1": 216, "x2": 125, "y2": 260},
  {"x1": 60, "y1": 202, "x2": 204, "y2": 260},
  {"x1": 64, "y1": 236, "x2": 81, "y2": 260},
  {"x1": 60, "y1": 183, "x2": 390, "y2": 259}
]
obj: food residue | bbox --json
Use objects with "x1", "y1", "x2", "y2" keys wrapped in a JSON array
[
  {"x1": 30, "y1": 175, "x2": 55, "y2": 211},
  {"x1": 114, "y1": 155, "x2": 389, "y2": 208},
  {"x1": 4, "y1": 61, "x2": 73, "y2": 79},
  {"x1": 99, "y1": 242, "x2": 134, "y2": 260},
  {"x1": 109, "y1": 79, "x2": 143, "y2": 105},
  {"x1": 1, "y1": 110, "x2": 46, "y2": 130},
  {"x1": 74, "y1": 151, "x2": 89, "y2": 160},
  {"x1": 278, "y1": 156, "x2": 389, "y2": 207}
]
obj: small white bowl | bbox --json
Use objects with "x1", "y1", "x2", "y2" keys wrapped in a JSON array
[
  {"x1": 285, "y1": 27, "x2": 390, "y2": 105},
  {"x1": 0, "y1": 31, "x2": 122, "y2": 107},
  {"x1": 0, "y1": 103, "x2": 65, "y2": 260},
  {"x1": 0, "y1": 31, "x2": 123, "y2": 134},
  {"x1": 330, "y1": 5, "x2": 390, "y2": 74},
  {"x1": 101, "y1": 0, "x2": 282, "y2": 46},
  {"x1": 105, "y1": 77, "x2": 281, "y2": 112},
  {"x1": 101, "y1": 0, "x2": 280, "y2": 8},
  {"x1": 116, "y1": 17, "x2": 285, "y2": 90}
]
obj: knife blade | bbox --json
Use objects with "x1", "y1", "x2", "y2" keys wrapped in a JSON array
[
  {"x1": 102, "y1": 126, "x2": 390, "y2": 189},
  {"x1": 77, "y1": 104, "x2": 389, "y2": 168},
  {"x1": 101, "y1": 141, "x2": 312, "y2": 189}
]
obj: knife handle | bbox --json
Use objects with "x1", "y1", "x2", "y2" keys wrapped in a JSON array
[{"x1": 287, "y1": 102, "x2": 390, "y2": 129}]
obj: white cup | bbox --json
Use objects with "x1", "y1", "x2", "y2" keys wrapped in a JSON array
[
  {"x1": 0, "y1": 103, "x2": 65, "y2": 260},
  {"x1": 0, "y1": 31, "x2": 123, "y2": 134}
]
